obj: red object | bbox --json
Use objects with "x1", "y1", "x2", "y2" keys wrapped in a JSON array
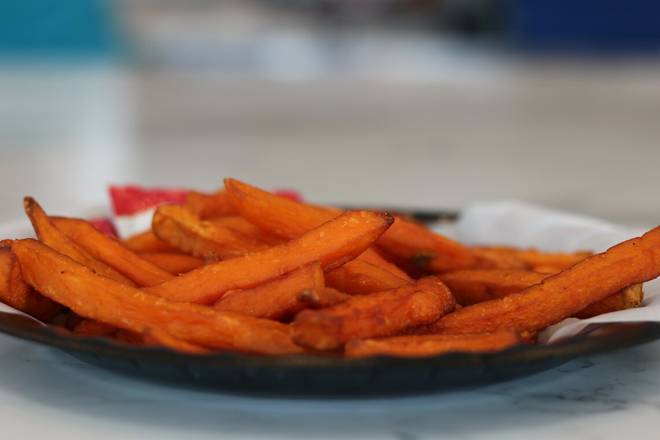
[
  {"x1": 88, "y1": 217, "x2": 118, "y2": 238},
  {"x1": 274, "y1": 189, "x2": 303, "y2": 202},
  {"x1": 109, "y1": 185, "x2": 190, "y2": 216}
]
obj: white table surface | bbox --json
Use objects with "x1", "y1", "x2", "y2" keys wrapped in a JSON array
[{"x1": 1, "y1": 61, "x2": 660, "y2": 439}]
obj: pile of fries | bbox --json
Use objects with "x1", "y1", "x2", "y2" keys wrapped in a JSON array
[{"x1": 1, "y1": 178, "x2": 659, "y2": 359}]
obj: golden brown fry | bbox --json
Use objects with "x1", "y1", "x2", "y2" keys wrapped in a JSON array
[
  {"x1": 358, "y1": 249, "x2": 411, "y2": 281},
  {"x1": 51, "y1": 217, "x2": 174, "y2": 286},
  {"x1": 472, "y1": 246, "x2": 592, "y2": 271},
  {"x1": 377, "y1": 217, "x2": 479, "y2": 273},
  {"x1": 152, "y1": 204, "x2": 269, "y2": 259},
  {"x1": 292, "y1": 277, "x2": 456, "y2": 351},
  {"x1": 185, "y1": 190, "x2": 236, "y2": 219},
  {"x1": 12, "y1": 239, "x2": 302, "y2": 355},
  {"x1": 122, "y1": 230, "x2": 179, "y2": 253},
  {"x1": 142, "y1": 328, "x2": 211, "y2": 355},
  {"x1": 575, "y1": 283, "x2": 644, "y2": 319},
  {"x1": 24, "y1": 197, "x2": 134, "y2": 285},
  {"x1": 345, "y1": 330, "x2": 521, "y2": 358},
  {"x1": 145, "y1": 211, "x2": 394, "y2": 304},
  {"x1": 440, "y1": 269, "x2": 547, "y2": 306},
  {"x1": 225, "y1": 178, "x2": 473, "y2": 274},
  {"x1": 440, "y1": 269, "x2": 644, "y2": 317},
  {"x1": 433, "y1": 226, "x2": 660, "y2": 335},
  {"x1": 0, "y1": 245, "x2": 62, "y2": 321},
  {"x1": 326, "y1": 259, "x2": 411, "y2": 295},
  {"x1": 214, "y1": 263, "x2": 325, "y2": 320},
  {"x1": 139, "y1": 252, "x2": 204, "y2": 273},
  {"x1": 209, "y1": 216, "x2": 284, "y2": 246},
  {"x1": 224, "y1": 178, "x2": 413, "y2": 289}
]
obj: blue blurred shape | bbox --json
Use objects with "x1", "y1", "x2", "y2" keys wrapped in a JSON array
[
  {"x1": 0, "y1": 0, "x2": 119, "y2": 58},
  {"x1": 509, "y1": 0, "x2": 660, "y2": 52}
]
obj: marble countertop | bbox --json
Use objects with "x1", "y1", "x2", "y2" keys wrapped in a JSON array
[{"x1": 1, "y1": 332, "x2": 659, "y2": 440}]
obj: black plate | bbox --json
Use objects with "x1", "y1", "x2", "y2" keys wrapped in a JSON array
[
  {"x1": 1, "y1": 312, "x2": 659, "y2": 397},
  {"x1": 2, "y1": 207, "x2": 659, "y2": 397}
]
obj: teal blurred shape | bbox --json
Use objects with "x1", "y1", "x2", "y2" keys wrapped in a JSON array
[{"x1": 0, "y1": 0, "x2": 120, "y2": 58}]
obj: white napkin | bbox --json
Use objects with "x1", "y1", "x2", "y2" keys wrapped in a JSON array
[{"x1": 435, "y1": 200, "x2": 659, "y2": 343}]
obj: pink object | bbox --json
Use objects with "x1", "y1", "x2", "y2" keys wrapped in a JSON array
[
  {"x1": 109, "y1": 185, "x2": 190, "y2": 216},
  {"x1": 88, "y1": 217, "x2": 118, "y2": 238}
]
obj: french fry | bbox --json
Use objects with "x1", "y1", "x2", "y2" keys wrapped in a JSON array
[
  {"x1": 51, "y1": 217, "x2": 174, "y2": 286},
  {"x1": 440, "y1": 269, "x2": 644, "y2": 317},
  {"x1": 376, "y1": 217, "x2": 480, "y2": 273},
  {"x1": 225, "y1": 178, "x2": 337, "y2": 238},
  {"x1": 439, "y1": 269, "x2": 547, "y2": 305},
  {"x1": 345, "y1": 330, "x2": 521, "y2": 358},
  {"x1": 224, "y1": 178, "x2": 413, "y2": 284},
  {"x1": 225, "y1": 178, "x2": 473, "y2": 274},
  {"x1": 432, "y1": 226, "x2": 660, "y2": 335},
  {"x1": 209, "y1": 216, "x2": 283, "y2": 245},
  {"x1": 142, "y1": 328, "x2": 211, "y2": 355},
  {"x1": 139, "y1": 252, "x2": 204, "y2": 273},
  {"x1": 292, "y1": 277, "x2": 456, "y2": 351},
  {"x1": 0, "y1": 245, "x2": 62, "y2": 321},
  {"x1": 145, "y1": 211, "x2": 394, "y2": 304},
  {"x1": 326, "y1": 259, "x2": 411, "y2": 295},
  {"x1": 123, "y1": 230, "x2": 179, "y2": 253},
  {"x1": 185, "y1": 190, "x2": 236, "y2": 219},
  {"x1": 472, "y1": 246, "x2": 592, "y2": 271},
  {"x1": 24, "y1": 197, "x2": 134, "y2": 285},
  {"x1": 575, "y1": 283, "x2": 644, "y2": 319},
  {"x1": 152, "y1": 204, "x2": 269, "y2": 259},
  {"x1": 12, "y1": 239, "x2": 302, "y2": 355},
  {"x1": 214, "y1": 263, "x2": 325, "y2": 320}
]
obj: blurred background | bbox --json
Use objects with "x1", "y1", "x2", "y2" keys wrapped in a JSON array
[{"x1": 0, "y1": 0, "x2": 659, "y2": 226}]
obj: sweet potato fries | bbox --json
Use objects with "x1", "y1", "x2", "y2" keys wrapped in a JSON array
[{"x1": 0, "y1": 179, "x2": 656, "y2": 359}]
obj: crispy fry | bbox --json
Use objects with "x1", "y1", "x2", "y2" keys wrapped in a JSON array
[
  {"x1": 185, "y1": 190, "x2": 236, "y2": 219},
  {"x1": 139, "y1": 252, "x2": 204, "y2": 273},
  {"x1": 152, "y1": 204, "x2": 269, "y2": 259},
  {"x1": 225, "y1": 178, "x2": 473, "y2": 274},
  {"x1": 142, "y1": 328, "x2": 211, "y2": 355},
  {"x1": 440, "y1": 269, "x2": 547, "y2": 305},
  {"x1": 433, "y1": 226, "x2": 660, "y2": 335},
  {"x1": 145, "y1": 211, "x2": 394, "y2": 304},
  {"x1": 12, "y1": 239, "x2": 302, "y2": 355},
  {"x1": 224, "y1": 178, "x2": 412, "y2": 284},
  {"x1": 440, "y1": 269, "x2": 644, "y2": 317},
  {"x1": 377, "y1": 217, "x2": 480, "y2": 273},
  {"x1": 51, "y1": 217, "x2": 174, "y2": 286},
  {"x1": 24, "y1": 197, "x2": 134, "y2": 285},
  {"x1": 575, "y1": 283, "x2": 644, "y2": 319},
  {"x1": 123, "y1": 230, "x2": 179, "y2": 253},
  {"x1": 472, "y1": 246, "x2": 592, "y2": 271},
  {"x1": 214, "y1": 263, "x2": 325, "y2": 320},
  {"x1": 225, "y1": 178, "x2": 337, "y2": 238},
  {"x1": 345, "y1": 330, "x2": 521, "y2": 358},
  {"x1": 326, "y1": 259, "x2": 411, "y2": 295},
  {"x1": 0, "y1": 245, "x2": 62, "y2": 321},
  {"x1": 292, "y1": 277, "x2": 456, "y2": 351}
]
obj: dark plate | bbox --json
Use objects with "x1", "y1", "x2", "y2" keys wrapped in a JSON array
[
  {"x1": 1, "y1": 208, "x2": 659, "y2": 397},
  {"x1": 1, "y1": 312, "x2": 660, "y2": 397}
]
